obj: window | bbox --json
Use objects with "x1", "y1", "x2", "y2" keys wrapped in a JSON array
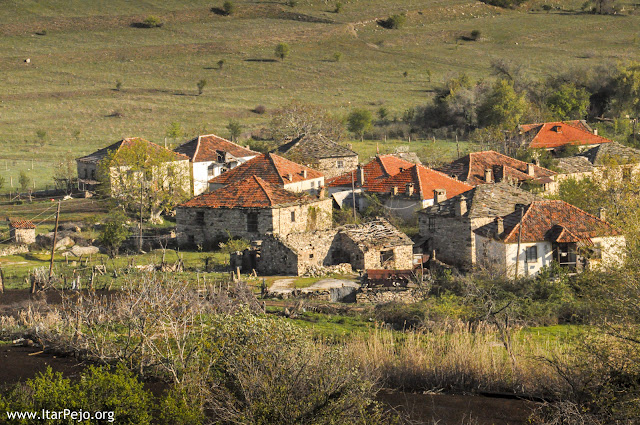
[
  {"x1": 380, "y1": 250, "x2": 395, "y2": 264},
  {"x1": 91, "y1": 169, "x2": 95, "y2": 180},
  {"x1": 291, "y1": 211, "x2": 296, "y2": 222},
  {"x1": 336, "y1": 160, "x2": 344, "y2": 168},
  {"x1": 84, "y1": 169, "x2": 88, "y2": 179},
  {"x1": 525, "y1": 246, "x2": 538, "y2": 262},
  {"x1": 195, "y1": 211, "x2": 205, "y2": 225},
  {"x1": 309, "y1": 253, "x2": 314, "y2": 259},
  {"x1": 247, "y1": 212, "x2": 259, "y2": 232},
  {"x1": 428, "y1": 217, "x2": 436, "y2": 232},
  {"x1": 207, "y1": 164, "x2": 216, "y2": 177}
]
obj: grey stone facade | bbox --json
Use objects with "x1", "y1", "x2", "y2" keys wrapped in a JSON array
[
  {"x1": 315, "y1": 156, "x2": 359, "y2": 179},
  {"x1": 176, "y1": 198, "x2": 333, "y2": 247}
]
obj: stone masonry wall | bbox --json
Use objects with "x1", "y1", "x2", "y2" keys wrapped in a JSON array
[
  {"x1": 270, "y1": 199, "x2": 333, "y2": 236},
  {"x1": 419, "y1": 215, "x2": 474, "y2": 269},
  {"x1": 258, "y1": 235, "x2": 301, "y2": 275},
  {"x1": 11, "y1": 228, "x2": 36, "y2": 244},
  {"x1": 316, "y1": 156, "x2": 358, "y2": 179}
]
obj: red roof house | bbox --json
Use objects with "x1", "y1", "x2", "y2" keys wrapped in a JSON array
[{"x1": 517, "y1": 121, "x2": 612, "y2": 151}]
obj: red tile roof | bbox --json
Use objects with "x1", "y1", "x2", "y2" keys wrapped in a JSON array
[
  {"x1": 327, "y1": 155, "x2": 414, "y2": 188},
  {"x1": 476, "y1": 200, "x2": 620, "y2": 244},
  {"x1": 180, "y1": 176, "x2": 313, "y2": 208},
  {"x1": 77, "y1": 137, "x2": 189, "y2": 164},
  {"x1": 174, "y1": 134, "x2": 258, "y2": 163},
  {"x1": 8, "y1": 219, "x2": 36, "y2": 229},
  {"x1": 368, "y1": 164, "x2": 473, "y2": 200},
  {"x1": 436, "y1": 151, "x2": 557, "y2": 186},
  {"x1": 208, "y1": 153, "x2": 323, "y2": 186},
  {"x1": 520, "y1": 121, "x2": 612, "y2": 149}
]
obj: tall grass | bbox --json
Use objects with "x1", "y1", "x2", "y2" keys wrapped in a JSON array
[{"x1": 349, "y1": 322, "x2": 569, "y2": 398}]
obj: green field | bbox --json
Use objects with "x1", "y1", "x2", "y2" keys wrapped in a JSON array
[{"x1": 0, "y1": 0, "x2": 639, "y2": 189}]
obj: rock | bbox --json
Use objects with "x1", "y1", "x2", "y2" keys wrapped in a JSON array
[
  {"x1": 55, "y1": 236, "x2": 75, "y2": 250},
  {"x1": 70, "y1": 245, "x2": 100, "y2": 256}
]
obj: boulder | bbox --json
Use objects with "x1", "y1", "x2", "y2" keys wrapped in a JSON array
[
  {"x1": 70, "y1": 245, "x2": 100, "y2": 256},
  {"x1": 55, "y1": 236, "x2": 75, "y2": 250}
]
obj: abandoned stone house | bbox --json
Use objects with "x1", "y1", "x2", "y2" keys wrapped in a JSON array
[
  {"x1": 176, "y1": 175, "x2": 332, "y2": 247},
  {"x1": 273, "y1": 133, "x2": 359, "y2": 179},
  {"x1": 258, "y1": 218, "x2": 414, "y2": 276},
  {"x1": 555, "y1": 141, "x2": 640, "y2": 184},
  {"x1": 474, "y1": 200, "x2": 625, "y2": 278},
  {"x1": 417, "y1": 182, "x2": 539, "y2": 270},
  {"x1": 75, "y1": 137, "x2": 191, "y2": 194},
  {"x1": 328, "y1": 155, "x2": 472, "y2": 219},
  {"x1": 436, "y1": 150, "x2": 558, "y2": 193},
  {"x1": 511, "y1": 120, "x2": 612, "y2": 155},
  {"x1": 174, "y1": 134, "x2": 258, "y2": 196},
  {"x1": 7, "y1": 218, "x2": 36, "y2": 244},
  {"x1": 208, "y1": 153, "x2": 325, "y2": 194}
]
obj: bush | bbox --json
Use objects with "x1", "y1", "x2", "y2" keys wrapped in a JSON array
[
  {"x1": 470, "y1": 29, "x2": 481, "y2": 40},
  {"x1": 287, "y1": 0, "x2": 298, "y2": 7},
  {"x1": 140, "y1": 15, "x2": 163, "y2": 28},
  {"x1": 275, "y1": 42, "x2": 290, "y2": 61},
  {"x1": 479, "y1": 0, "x2": 526, "y2": 8},
  {"x1": 334, "y1": 1, "x2": 343, "y2": 13},
  {"x1": 222, "y1": 0, "x2": 234, "y2": 15},
  {"x1": 378, "y1": 14, "x2": 406, "y2": 29},
  {"x1": 252, "y1": 104, "x2": 266, "y2": 114}
]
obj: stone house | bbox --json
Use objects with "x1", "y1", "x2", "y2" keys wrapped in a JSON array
[
  {"x1": 258, "y1": 218, "x2": 414, "y2": 276},
  {"x1": 329, "y1": 156, "x2": 472, "y2": 219},
  {"x1": 76, "y1": 138, "x2": 191, "y2": 194},
  {"x1": 417, "y1": 182, "x2": 539, "y2": 270},
  {"x1": 474, "y1": 200, "x2": 625, "y2": 278},
  {"x1": 511, "y1": 120, "x2": 612, "y2": 155},
  {"x1": 208, "y1": 153, "x2": 324, "y2": 194},
  {"x1": 436, "y1": 150, "x2": 558, "y2": 193},
  {"x1": 176, "y1": 175, "x2": 332, "y2": 247},
  {"x1": 273, "y1": 134, "x2": 358, "y2": 179},
  {"x1": 555, "y1": 142, "x2": 640, "y2": 185},
  {"x1": 7, "y1": 218, "x2": 36, "y2": 244},
  {"x1": 174, "y1": 134, "x2": 258, "y2": 196}
]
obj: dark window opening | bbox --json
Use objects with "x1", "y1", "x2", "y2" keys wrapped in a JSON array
[
  {"x1": 208, "y1": 163, "x2": 216, "y2": 177},
  {"x1": 428, "y1": 217, "x2": 436, "y2": 231},
  {"x1": 309, "y1": 253, "x2": 314, "y2": 259},
  {"x1": 291, "y1": 211, "x2": 296, "y2": 222},
  {"x1": 381, "y1": 249, "x2": 394, "y2": 264},
  {"x1": 247, "y1": 212, "x2": 259, "y2": 232},
  {"x1": 336, "y1": 160, "x2": 344, "y2": 168},
  {"x1": 195, "y1": 211, "x2": 205, "y2": 225},
  {"x1": 525, "y1": 246, "x2": 538, "y2": 262}
]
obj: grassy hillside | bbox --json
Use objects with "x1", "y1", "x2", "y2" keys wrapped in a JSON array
[{"x1": 0, "y1": 0, "x2": 639, "y2": 189}]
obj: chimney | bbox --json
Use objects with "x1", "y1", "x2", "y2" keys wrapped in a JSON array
[
  {"x1": 287, "y1": 173, "x2": 293, "y2": 181},
  {"x1": 527, "y1": 163, "x2": 535, "y2": 177},
  {"x1": 392, "y1": 186, "x2": 399, "y2": 195},
  {"x1": 484, "y1": 168, "x2": 493, "y2": 183},
  {"x1": 406, "y1": 183, "x2": 414, "y2": 196},
  {"x1": 496, "y1": 217, "x2": 504, "y2": 235},
  {"x1": 302, "y1": 169, "x2": 308, "y2": 178},
  {"x1": 357, "y1": 164, "x2": 365, "y2": 186},
  {"x1": 599, "y1": 207, "x2": 606, "y2": 221},
  {"x1": 347, "y1": 143, "x2": 353, "y2": 150},
  {"x1": 455, "y1": 195, "x2": 467, "y2": 217},
  {"x1": 318, "y1": 186, "x2": 326, "y2": 199},
  {"x1": 593, "y1": 128, "x2": 598, "y2": 136},
  {"x1": 433, "y1": 189, "x2": 446, "y2": 204},
  {"x1": 533, "y1": 158, "x2": 540, "y2": 167}
]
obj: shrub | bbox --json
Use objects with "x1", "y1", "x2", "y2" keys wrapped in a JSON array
[
  {"x1": 542, "y1": 4, "x2": 553, "y2": 11},
  {"x1": 275, "y1": 42, "x2": 290, "y2": 61},
  {"x1": 217, "y1": 59, "x2": 225, "y2": 69},
  {"x1": 253, "y1": 104, "x2": 266, "y2": 114},
  {"x1": 479, "y1": 0, "x2": 526, "y2": 8},
  {"x1": 196, "y1": 78, "x2": 207, "y2": 95},
  {"x1": 334, "y1": 1, "x2": 343, "y2": 13},
  {"x1": 378, "y1": 14, "x2": 406, "y2": 29},
  {"x1": 333, "y1": 51, "x2": 342, "y2": 62},
  {"x1": 470, "y1": 29, "x2": 481, "y2": 40},
  {"x1": 222, "y1": 0, "x2": 234, "y2": 15},
  {"x1": 287, "y1": 0, "x2": 298, "y2": 7},
  {"x1": 140, "y1": 15, "x2": 163, "y2": 28},
  {"x1": 115, "y1": 80, "x2": 122, "y2": 91}
]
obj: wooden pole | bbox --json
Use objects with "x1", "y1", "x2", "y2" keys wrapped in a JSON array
[
  {"x1": 351, "y1": 170, "x2": 357, "y2": 222},
  {"x1": 48, "y1": 200, "x2": 61, "y2": 281},
  {"x1": 515, "y1": 206, "x2": 524, "y2": 278},
  {"x1": 0, "y1": 266, "x2": 4, "y2": 294},
  {"x1": 139, "y1": 179, "x2": 143, "y2": 253}
]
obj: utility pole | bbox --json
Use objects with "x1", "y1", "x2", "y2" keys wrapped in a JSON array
[
  {"x1": 515, "y1": 206, "x2": 524, "y2": 278},
  {"x1": 48, "y1": 200, "x2": 61, "y2": 282},
  {"x1": 139, "y1": 178, "x2": 144, "y2": 253},
  {"x1": 351, "y1": 170, "x2": 357, "y2": 222}
]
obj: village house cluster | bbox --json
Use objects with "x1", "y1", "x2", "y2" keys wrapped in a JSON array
[{"x1": 48, "y1": 119, "x2": 637, "y2": 280}]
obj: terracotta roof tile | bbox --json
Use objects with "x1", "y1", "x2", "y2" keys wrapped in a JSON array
[
  {"x1": 474, "y1": 200, "x2": 620, "y2": 243},
  {"x1": 77, "y1": 138, "x2": 189, "y2": 164},
  {"x1": 327, "y1": 155, "x2": 414, "y2": 188},
  {"x1": 520, "y1": 121, "x2": 612, "y2": 149},
  {"x1": 436, "y1": 151, "x2": 556, "y2": 186},
  {"x1": 8, "y1": 219, "x2": 36, "y2": 229},
  {"x1": 208, "y1": 153, "x2": 323, "y2": 186},
  {"x1": 180, "y1": 176, "x2": 313, "y2": 208},
  {"x1": 174, "y1": 134, "x2": 258, "y2": 163},
  {"x1": 369, "y1": 164, "x2": 473, "y2": 200}
]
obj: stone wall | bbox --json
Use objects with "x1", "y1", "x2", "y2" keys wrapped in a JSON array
[
  {"x1": 258, "y1": 235, "x2": 301, "y2": 275},
  {"x1": 356, "y1": 287, "x2": 422, "y2": 304},
  {"x1": 10, "y1": 228, "x2": 36, "y2": 245},
  {"x1": 258, "y1": 230, "x2": 340, "y2": 275},
  {"x1": 0, "y1": 243, "x2": 29, "y2": 257},
  {"x1": 76, "y1": 161, "x2": 98, "y2": 181},
  {"x1": 176, "y1": 198, "x2": 332, "y2": 247},
  {"x1": 316, "y1": 156, "x2": 358, "y2": 179}
]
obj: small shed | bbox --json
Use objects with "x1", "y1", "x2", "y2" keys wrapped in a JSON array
[{"x1": 8, "y1": 218, "x2": 36, "y2": 244}]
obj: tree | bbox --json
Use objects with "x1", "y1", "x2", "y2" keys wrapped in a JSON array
[
  {"x1": 270, "y1": 100, "x2": 345, "y2": 143},
  {"x1": 18, "y1": 170, "x2": 31, "y2": 192},
  {"x1": 610, "y1": 62, "x2": 640, "y2": 118},
  {"x1": 222, "y1": 0, "x2": 234, "y2": 15},
  {"x1": 546, "y1": 83, "x2": 590, "y2": 120},
  {"x1": 36, "y1": 129, "x2": 47, "y2": 147},
  {"x1": 217, "y1": 59, "x2": 225, "y2": 69},
  {"x1": 53, "y1": 153, "x2": 76, "y2": 193},
  {"x1": 477, "y1": 79, "x2": 529, "y2": 130},
  {"x1": 99, "y1": 139, "x2": 190, "y2": 224},
  {"x1": 227, "y1": 120, "x2": 242, "y2": 142},
  {"x1": 166, "y1": 122, "x2": 183, "y2": 145},
  {"x1": 196, "y1": 79, "x2": 207, "y2": 96},
  {"x1": 275, "y1": 42, "x2": 290, "y2": 61},
  {"x1": 347, "y1": 109, "x2": 373, "y2": 141},
  {"x1": 99, "y1": 210, "x2": 131, "y2": 257}
]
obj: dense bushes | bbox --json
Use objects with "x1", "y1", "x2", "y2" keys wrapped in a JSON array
[
  {"x1": 479, "y1": 0, "x2": 526, "y2": 9},
  {"x1": 378, "y1": 14, "x2": 406, "y2": 29}
]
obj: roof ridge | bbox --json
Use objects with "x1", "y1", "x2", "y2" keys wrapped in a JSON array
[
  {"x1": 266, "y1": 153, "x2": 287, "y2": 185},
  {"x1": 192, "y1": 135, "x2": 203, "y2": 163},
  {"x1": 502, "y1": 201, "x2": 535, "y2": 242},
  {"x1": 254, "y1": 176, "x2": 275, "y2": 206}
]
